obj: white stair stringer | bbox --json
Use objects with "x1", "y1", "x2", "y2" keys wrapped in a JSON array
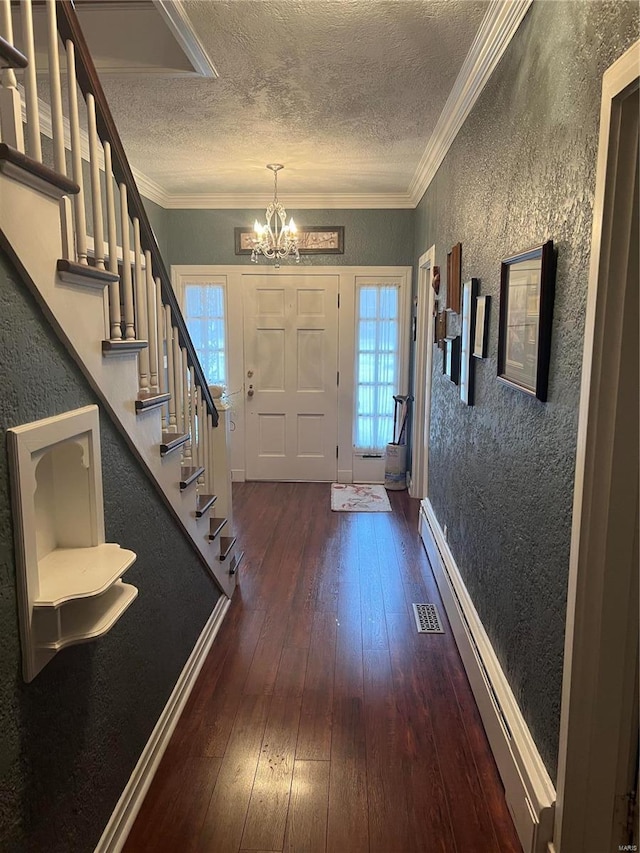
[{"x1": 0, "y1": 174, "x2": 235, "y2": 598}]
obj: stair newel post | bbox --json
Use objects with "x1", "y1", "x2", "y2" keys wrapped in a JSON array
[
  {"x1": 172, "y1": 328, "x2": 183, "y2": 433},
  {"x1": 86, "y1": 93, "x2": 105, "y2": 271},
  {"x1": 132, "y1": 218, "x2": 149, "y2": 394},
  {"x1": 181, "y1": 347, "x2": 191, "y2": 463},
  {"x1": 103, "y1": 143, "x2": 122, "y2": 340},
  {"x1": 0, "y1": 0, "x2": 25, "y2": 151},
  {"x1": 155, "y1": 278, "x2": 168, "y2": 428},
  {"x1": 45, "y1": 0, "x2": 65, "y2": 174},
  {"x1": 145, "y1": 251, "x2": 159, "y2": 393},
  {"x1": 66, "y1": 40, "x2": 88, "y2": 264},
  {"x1": 20, "y1": 0, "x2": 41, "y2": 162},
  {"x1": 189, "y1": 366, "x2": 197, "y2": 468},
  {"x1": 118, "y1": 184, "x2": 135, "y2": 339},
  {"x1": 165, "y1": 307, "x2": 177, "y2": 432}
]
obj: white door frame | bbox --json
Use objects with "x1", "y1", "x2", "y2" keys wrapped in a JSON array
[
  {"x1": 552, "y1": 40, "x2": 639, "y2": 853},
  {"x1": 409, "y1": 246, "x2": 436, "y2": 499}
]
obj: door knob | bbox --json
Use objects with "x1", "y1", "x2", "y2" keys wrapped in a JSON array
[{"x1": 247, "y1": 384, "x2": 254, "y2": 397}]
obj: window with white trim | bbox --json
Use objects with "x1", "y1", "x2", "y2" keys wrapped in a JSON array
[
  {"x1": 183, "y1": 282, "x2": 227, "y2": 386},
  {"x1": 354, "y1": 283, "x2": 401, "y2": 450}
]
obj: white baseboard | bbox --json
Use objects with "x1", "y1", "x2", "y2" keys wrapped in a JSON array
[
  {"x1": 419, "y1": 499, "x2": 556, "y2": 853},
  {"x1": 231, "y1": 469, "x2": 245, "y2": 482},
  {"x1": 94, "y1": 595, "x2": 231, "y2": 853}
]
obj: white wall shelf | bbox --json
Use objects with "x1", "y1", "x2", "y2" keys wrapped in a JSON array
[
  {"x1": 35, "y1": 543, "x2": 136, "y2": 607},
  {"x1": 8, "y1": 405, "x2": 138, "y2": 681}
]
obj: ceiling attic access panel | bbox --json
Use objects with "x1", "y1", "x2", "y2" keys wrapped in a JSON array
[{"x1": 8, "y1": 405, "x2": 137, "y2": 682}]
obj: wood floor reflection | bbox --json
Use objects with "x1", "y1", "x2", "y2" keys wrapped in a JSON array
[{"x1": 124, "y1": 482, "x2": 522, "y2": 853}]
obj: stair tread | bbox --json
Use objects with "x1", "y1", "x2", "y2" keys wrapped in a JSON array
[
  {"x1": 0, "y1": 143, "x2": 79, "y2": 195},
  {"x1": 180, "y1": 466, "x2": 204, "y2": 490},
  {"x1": 0, "y1": 36, "x2": 28, "y2": 69},
  {"x1": 160, "y1": 432, "x2": 190, "y2": 456},
  {"x1": 57, "y1": 258, "x2": 119, "y2": 285},
  {"x1": 196, "y1": 494, "x2": 217, "y2": 517},
  {"x1": 228, "y1": 549, "x2": 244, "y2": 576},
  {"x1": 208, "y1": 517, "x2": 228, "y2": 541},
  {"x1": 135, "y1": 391, "x2": 170, "y2": 412},
  {"x1": 102, "y1": 339, "x2": 148, "y2": 356},
  {"x1": 218, "y1": 535, "x2": 237, "y2": 561}
]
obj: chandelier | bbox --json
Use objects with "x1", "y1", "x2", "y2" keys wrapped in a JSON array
[{"x1": 251, "y1": 164, "x2": 300, "y2": 266}]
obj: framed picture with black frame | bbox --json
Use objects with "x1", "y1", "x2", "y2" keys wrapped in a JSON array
[
  {"x1": 497, "y1": 241, "x2": 555, "y2": 401},
  {"x1": 460, "y1": 278, "x2": 479, "y2": 405}
]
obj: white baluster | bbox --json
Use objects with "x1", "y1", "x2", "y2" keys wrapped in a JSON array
[
  {"x1": 156, "y1": 278, "x2": 168, "y2": 428},
  {"x1": 172, "y1": 330, "x2": 183, "y2": 433},
  {"x1": 196, "y1": 386, "x2": 206, "y2": 486},
  {"x1": 181, "y1": 348, "x2": 191, "y2": 462},
  {"x1": 208, "y1": 413, "x2": 216, "y2": 499},
  {"x1": 133, "y1": 219, "x2": 149, "y2": 393},
  {"x1": 119, "y1": 185, "x2": 135, "y2": 339},
  {"x1": 103, "y1": 144, "x2": 122, "y2": 339},
  {"x1": 189, "y1": 367, "x2": 197, "y2": 467},
  {"x1": 66, "y1": 40, "x2": 87, "y2": 264},
  {"x1": 86, "y1": 94, "x2": 105, "y2": 270},
  {"x1": 145, "y1": 251, "x2": 159, "y2": 393},
  {"x1": 205, "y1": 404, "x2": 213, "y2": 495},
  {"x1": 165, "y1": 308, "x2": 176, "y2": 432},
  {"x1": 0, "y1": 1, "x2": 25, "y2": 151},
  {"x1": 20, "y1": 0, "x2": 41, "y2": 161},
  {"x1": 45, "y1": 0, "x2": 65, "y2": 174}
]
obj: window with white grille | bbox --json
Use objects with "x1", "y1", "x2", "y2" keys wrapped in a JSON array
[
  {"x1": 354, "y1": 284, "x2": 401, "y2": 450},
  {"x1": 183, "y1": 282, "x2": 227, "y2": 386}
]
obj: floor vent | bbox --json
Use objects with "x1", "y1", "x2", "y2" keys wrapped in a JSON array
[{"x1": 412, "y1": 603, "x2": 444, "y2": 634}]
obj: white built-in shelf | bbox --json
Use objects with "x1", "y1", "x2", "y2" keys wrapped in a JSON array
[
  {"x1": 35, "y1": 544, "x2": 137, "y2": 607},
  {"x1": 40, "y1": 581, "x2": 138, "y2": 650},
  {"x1": 8, "y1": 406, "x2": 139, "y2": 681}
]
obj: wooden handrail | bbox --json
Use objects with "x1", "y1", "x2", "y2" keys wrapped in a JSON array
[
  {"x1": 0, "y1": 34, "x2": 28, "y2": 69},
  {"x1": 55, "y1": 1, "x2": 218, "y2": 425}
]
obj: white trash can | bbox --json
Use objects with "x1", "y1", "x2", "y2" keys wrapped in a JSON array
[{"x1": 384, "y1": 443, "x2": 407, "y2": 490}]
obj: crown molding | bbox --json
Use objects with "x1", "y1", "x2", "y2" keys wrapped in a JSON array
[
  {"x1": 408, "y1": 0, "x2": 533, "y2": 205},
  {"x1": 131, "y1": 172, "x2": 170, "y2": 207},
  {"x1": 161, "y1": 192, "x2": 415, "y2": 210}
]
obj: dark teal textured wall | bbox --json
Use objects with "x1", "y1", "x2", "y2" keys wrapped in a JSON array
[
  {"x1": 413, "y1": 0, "x2": 638, "y2": 781},
  {"x1": 143, "y1": 196, "x2": 169, "y2": 259},
  {"x1": 167, "y1": 208, "x2": 414, "y2": 267},
  {"x1": 0, "y1": 248, "x2": 220, "y2": 850}
]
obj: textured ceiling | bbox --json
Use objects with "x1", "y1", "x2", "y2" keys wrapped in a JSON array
[{"x1": 97, "y1": 0, "x2": 490, "y2": 199}]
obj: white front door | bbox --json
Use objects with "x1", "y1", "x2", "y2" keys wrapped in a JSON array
[{"x1": 243, "y1": 272, "x2": 339, "y2": 481}]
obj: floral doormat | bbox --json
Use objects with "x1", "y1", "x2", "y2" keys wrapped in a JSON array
[{"x1": 331, "y1": 483, "x2": 392, "y2": 512}]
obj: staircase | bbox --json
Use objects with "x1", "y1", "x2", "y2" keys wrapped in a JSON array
[{"x1": 0, "y1": 0, "x2": 240, "y2": 599}]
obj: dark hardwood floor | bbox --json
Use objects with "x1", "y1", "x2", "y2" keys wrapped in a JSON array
[{"x1": 124, "y1": 482, "x2": 522, "y2": 853}]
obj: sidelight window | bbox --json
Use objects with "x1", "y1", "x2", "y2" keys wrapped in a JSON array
[
  {"x1": 183, "y1": 282, "x2": 227, "y2": 386},
  {"x1": 354, "y1": 284, "x2": 401, "y2": 450}
]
